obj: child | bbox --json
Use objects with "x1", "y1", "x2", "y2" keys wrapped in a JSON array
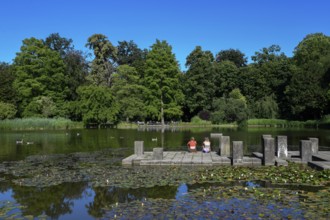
[
  {"x1": 202, "y1": 137, "x2": 211, "y2": 153},
  {"x1": 187, "y1": 137, "x2": 197, "y2": 152}
]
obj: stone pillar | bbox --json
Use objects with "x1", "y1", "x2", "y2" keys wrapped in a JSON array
[
  {"x1": 263, "y1": 137, "x2": 275, "y2": 166},
  {"x1": 220, "y1": 136, "x2": 230, "y2": 156},
  {"x1": 210, "y1": 133, "x2": 222, "y2": 154},
  {"x1": 134, "y1": 141, "x2": 144, "y2": 156},
  {"x1": 300, "y1": 140, "x2": 312, "y2": 163},
  {"x1": 153, "y1": 147, "x2": 163, "y2": 160},
  {"x1": 308, "y1": 138, "x2": 319, "y2": 154},
  {"x1": 276, "y1": 136, "x2": 288, "y2": 158},
  {"x1": 232, "y1": 141, "x2": 243, "y2": 165}
]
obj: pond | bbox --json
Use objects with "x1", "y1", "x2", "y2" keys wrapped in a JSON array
[{"x1": 0, "y1": 127, "x2": 330, "y2": 219}]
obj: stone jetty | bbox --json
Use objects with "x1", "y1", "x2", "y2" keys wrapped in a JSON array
[{"x1": 122, "y1": 134, "x2": 330, "y2": 170}]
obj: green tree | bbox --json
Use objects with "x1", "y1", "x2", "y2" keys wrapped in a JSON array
[
  {"x1": 285, "y1": 33, "x2": 330, "y2": 119},
  {"x1": 215, "y1": 48, "x2": 247, "y2": 68},
  {"x1": 76, "y1": 85, "x2": 119, "y2": 125},
  {"x1": 212, "y1": 60, "x2": 240, "y2": 98},
  {"x1": 0, "y1": 62, "x2": 16, "y2": 104},
  {"x1": 86, "y1": 34, "x2": 117, "y2": 86},
  {"x1": 184, "y1": 46, "x2": 215, "y2": 119},
  {"x1": 13, "y1": 37, "x2": 69, "y2": 117},
  {"x1": 211, "y1": 89, "x2": 248, "y2": 124},
  {"x1": 116, "y1": 40, "x2": 148, "y2": 75},
  {"x1": 252, "y1": 94, "x2": 279, "y2": 119},
  {"x1": 45, "y1": 33, "x2": 88, "y2": 101},
  {"x1": 44, "y1": 33, "x2": 73, "y2": 58},
  {"x1": 111, "y1": 65, "x2": 148, "y2": 121},
  {"x1": 0, "y1": 101, "x2": 17, "y2": 119},
  {"x1": 144, "y1": 40, "x2": 184, "y2": 125}
]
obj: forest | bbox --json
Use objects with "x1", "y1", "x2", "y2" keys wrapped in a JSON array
[{"x1": 0, "y1": 32, "x2": 329, "y2": 126}]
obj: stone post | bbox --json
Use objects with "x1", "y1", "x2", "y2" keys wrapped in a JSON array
[
  {"x1": 153, "y1": 148, "x2": 163, "y2": 160},
  {"x1": 276, "y1": 136, "x2": 288, "y2": 158},
  {"x1": 300, "y1": 140, "x2": 312, "y2": 163},
  {"x1": 308, "y1": 138, "x2": 319, "y2": 154},
  {"x1": 210, "y1": 133, "x2": 222, "y2": 154},
  {"x1": 232, "y1": 141, "x2": 243, "y2": 165},
  {"x1": 134, "y1": 141, "x2": 144, "y2": 156},
  {"x1": 263, "y1": 137, "x2": 275, "y2": 166},
  {"x1": 220, "y1": 136, "x2": 230, "y2": 156}
]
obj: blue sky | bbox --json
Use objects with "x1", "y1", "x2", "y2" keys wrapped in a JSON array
[{"x1": 1, "y1": 0, "x2": 329, "y2": 70}]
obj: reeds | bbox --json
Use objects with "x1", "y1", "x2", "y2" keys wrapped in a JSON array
[{"x1": 0, "y1": 118, "x2": 83, "y2": 130}]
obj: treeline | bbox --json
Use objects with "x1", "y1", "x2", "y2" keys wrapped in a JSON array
[{"x1": 0, "y1": 33, "x2": 330, "y2": 126}]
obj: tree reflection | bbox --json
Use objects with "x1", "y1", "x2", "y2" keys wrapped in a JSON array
[
  {"x1": 87, "y1": 185, "x2": 177, "y2": 218},
  {"x1": 11, "y1": 182, "x2": 87, "y2": 218}
]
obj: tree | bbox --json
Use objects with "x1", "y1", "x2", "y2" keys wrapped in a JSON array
[
  {"x1": 0, "y1": 62, "x2": 16, "y2": 104},
  {"x1": 116, "y1": 40, "x2": 148, "y2": 74},
  {"x1": 211, "y1": 89, "x2": 248, "y2": 124},
  {"x1": 13, "y1": 37, "x2": 69, "y2": 117},
  {"x1": 252, "y1": 94, "x2": 279, "y2": 119},
  {"x1": 45, "y1": 33, "x2": 88, "y2": 101},
  {"x1": 144, "y1": 40, "x2": 184, "y2": 125},
  {"x1": 216, "y1": 49, "x2": 247, "y2": 68},
  {"x1": 111, "y1": 65, "x2": 148, "y2": 121},
  {"x1": 0, "y1": 101, "x2": 17, "y2": 119},
  {"x1": 212, "y1": 60, "x2": 240, "y2": 98},
  {"x1": 44, "y1": 33, "x2": 73, "y2": 58},
  {"x1": 86, "y1": 34, "x2": 117, "y2": 86},
  {"x1": 285, "y1": 33, "x2": 330, "y2": 119},
  {"x1": 76, "y1": 85, "x2": 119, "y2": 125},
  {"x1": 184, "y1": 46, "x2": 215, "y2": 119}
]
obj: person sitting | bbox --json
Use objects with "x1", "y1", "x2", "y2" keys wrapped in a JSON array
[
  {"x1": 202, "y1": 137, "x2": 211, "y2": 153},
  {"x1": 187, "y1": 137, "x2": 197, "y2": 152}
]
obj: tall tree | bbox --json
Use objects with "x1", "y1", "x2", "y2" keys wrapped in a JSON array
[
  {"x1": 184, "y1": 46, "x2": 215, "y2": 119},
  {"x1": 116, "y1": 40, "x2": 148, "y2": 74},
  {"x1": 0, "y1": 62, "x2": 16, "y2": 104},
  {"x1": 86, "y1": 34, "x2": 117, "y2": 86},
  {"x1": 285, "y1": 33, "x2": 330, "y2": 119},
  {"x1": 111, "y1": 65, "x2": 148, "y2": 121},
  {"x1": 144, "y1": 40, "x2": 184, "y2": 125},
  {"x1": 216, "y1": 49, "x2": 247, "y2": 68},
  {"x1": 76, "y1": 85, "x2": 119, "y2": 125},
  {"x1": 44, "y1": 33, "x2": 73, "y2": 58},
  {"x1": 13, "y1": 37, "x2": 68, "y2": 117}
]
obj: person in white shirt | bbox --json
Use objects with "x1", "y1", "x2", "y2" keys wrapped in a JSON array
[{"x1": 202, "y1": 137, "x2": 211, "y2": 153}]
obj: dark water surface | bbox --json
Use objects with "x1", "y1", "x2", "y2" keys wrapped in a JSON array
[
  {"x1": 1, "y1": 127, "x2": 330, "y2": 162},
  {"x1": 0, "y1": 127, "x2": 329, "y2": 219}
]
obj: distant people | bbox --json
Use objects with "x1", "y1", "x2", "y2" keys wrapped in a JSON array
[
  {"x1": 187, "y1": 137, "x2": 197, "y2": 152},
  {"x1": 202, "y1": 137, "x2": 211, "y2": 153}
]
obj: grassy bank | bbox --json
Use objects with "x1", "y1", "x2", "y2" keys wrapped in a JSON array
[
  {"x1": 247, "y1": 119, "x2": 307, "y2": 127},
  {"x1": 0, "y1": 118, "x2": 83, "y2": 130}
]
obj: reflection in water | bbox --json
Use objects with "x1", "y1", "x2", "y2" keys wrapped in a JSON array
[{"x1": 0, "y1": 180, "x2": 328, "y2": 219}]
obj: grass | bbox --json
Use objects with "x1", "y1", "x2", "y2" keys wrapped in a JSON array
[
  {"x1": 0, "y1": 118, "x2": 83, "y2": 130},
  {"x1": 247, "y1": 118, "x2": 307, "y2": 127}
]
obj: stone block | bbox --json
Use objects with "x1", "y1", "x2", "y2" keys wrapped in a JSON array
[
  {"x1": 276, "y1": 136, "x2": 288, "y2": 158},
  {"x1": 152, "y1": 147, "x2": 163, "y2": 160},
  {"x1": 134, "y1": 141, "x2": 144, "y2": 156},
  {"x1": 300, "y1": 140, "x2": 312, "y2": 163},
  {"x1": 220, "y1": 136, "x2": 230, "y2": 156},
  {"x1": 263, "y1": 137, "x2": 275, "y2": 166},
  {"x1": 232, "y1": 141, "x2": 243, "y2": 165},
  {"x1": 308, "y1": 138, "x2": 319, "y2": 154}
]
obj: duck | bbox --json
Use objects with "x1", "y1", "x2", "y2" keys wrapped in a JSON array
[{"x1": 16, "y1": 140, "x2": 23, "y2": 144}]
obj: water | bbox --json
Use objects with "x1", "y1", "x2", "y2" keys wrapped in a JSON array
[
  {"x1": 0, "y1": 127, "x2": 330, "y2": 219},
  {"x1": 1, "y1": 127, "x2": 330, "y2": 162}
]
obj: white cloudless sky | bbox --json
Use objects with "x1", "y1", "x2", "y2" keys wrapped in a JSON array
[{"x1": 1, "y1": 0, "x2": 329, "y2": 70}]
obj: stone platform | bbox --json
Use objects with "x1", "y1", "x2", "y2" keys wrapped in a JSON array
[
  {"x1": 123, "y1": 151, "x2": 262, "y2": 166},
  {"x1": 122, "y1": 150, "x2": 330, "y2": 170}
]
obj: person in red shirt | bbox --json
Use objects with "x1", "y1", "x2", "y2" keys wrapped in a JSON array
[{"x1": 187, "y1": 137, "x2": 197, "y2": 153}]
